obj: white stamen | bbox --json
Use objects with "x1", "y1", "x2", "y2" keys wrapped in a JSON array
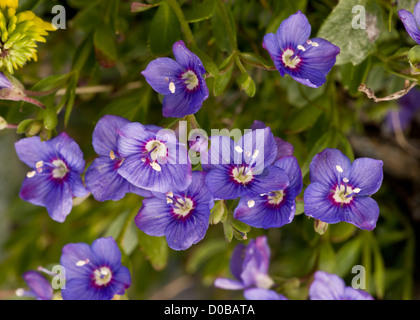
[
  {"x1": 343, "y1": 177, "x2": 349, "y2": 183},
  {"x1": 247, "y1": 200, "x2": 255, "y2": 208},
  {"x1": 141, "y1": 157, "x2": 146, "y2": 162},
  {"x1": 27, "y1": 171, "x2": 36, "y2": 178},
  {"x1": 166, "y1": 191, "x2": 173, "y2": 197},
  {"x1": 35, "y1": 161, "x2": 43, "y2": 168},
  {"x1": 336, "y1": 165, "x2": 343, "y2": 173},
  {"x1": 166, "y1": 197, "x2": 173, "y2": 204},
  {"x1": 169, "y1": 82, "x2": 176, "y2": 94},
  {"x1": 311, "y1": 41, "x2": 319, "y2": 47},
  {"x1": 353, "y1": 188, "x2": 361, "y2": 194},
  {"x1": 252, "y1": 149, "x2": 259, "y2": 159},
  {"x1": 150, "y1": 162, "x2": 161, "y2": 172},
  {"x1": 297, "y1": 45, "x2": 306, "y2": 51},
  {"x1": 235, "y1": 146, "x2": 243, "y2": 153},
  {"x1": 110, "y1": 150, "x2": 116, "y2": 160},
  {"x1": 307, "y1": 40, "x2": 312, "y2": 45},
  {"x1": 245, "y1": 151, "x2": 251, "y2": 157},
  {"x1": 15, "y1": 289, "x2": 25, "y2": 297},
  {"x1": 76, "y1": 259, "x2": 89, "y2": 267}
]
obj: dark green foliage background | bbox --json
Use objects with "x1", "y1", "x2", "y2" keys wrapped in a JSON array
[{"x1": 0, "y1": 0, "x2": 419, "y2": 300}]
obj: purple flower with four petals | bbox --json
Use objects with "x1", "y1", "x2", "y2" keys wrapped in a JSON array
[
  {"x1": 85, "y1": 115, "x2": 152, "y2": 201},
  {"x1": 15, "y1": 133, "x2": 89, "y2": 223},
  {"x1": 135, "y1": 171, "x2": 214, "y2": 251},
  {"x1": 142, "y1": 40, "x2": 209, "y2": 118},
  {"x1": 116, "y1": 121, "x2": 192, "y2": 194},
  {"x1": 309, "y1": 271, "x2": 374, "y2": 300},
  {"x1": 304, "y1": 148, "x2": 383, "y2": 231},
  {"x1": 60, "y1": 237, "x2": 131, "y2": 300},
  {"x1": 214, "y1": 236, "x2": 287, "y2": 300},
  {"x1": 201, "y1": 128, "x2": 290, "y2": 200},
  {"x1": 262, "y1": 11, "x2": 340, "y2": 88}
]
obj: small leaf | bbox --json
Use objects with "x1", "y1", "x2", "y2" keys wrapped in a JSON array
[
  {"x1": 148, "y1": 2, "x2": 181, "y2": 56},
  {"x1": 137, "y1": 230, "x2": 169, "y2": 271},
  {"x1": 213, "y1": 64, "x2": 233, "y2": 96},
  {"x1": 131, "y1": 2, "x2": 160, "y2": 13},
  {"x1": 231, "y1": 218, "x2": 251, "y2": 234},
  {"x1": 318, "y1": 241, "x2": 336, "y2": 273},
  {"x1": 43, "y1": 104, "x2": 57, "y2": 130},
  {"x1": 184, "y1": 0, "x2": 216, "y2": 23},
  {"x1": 223, "y1": 221, "x2": 233, "y2": 243},
  {"x1": 239, "y1": 52, "x2": 274, "y2": 69},
  {"x1": 94, "y1": 24, "x2": 118, "y2": 68},
  {"x1": 210, "y1": 200, "x2": 226, "y2": 225},
  {"x1": 237, "y1": 73, "x2": 256, "y2": 97}
]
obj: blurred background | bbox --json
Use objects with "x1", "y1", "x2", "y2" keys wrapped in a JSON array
[{"x1": 1, "y1": 0, "x2": 420, "y2": 300}]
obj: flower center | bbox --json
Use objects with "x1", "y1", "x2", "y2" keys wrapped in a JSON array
[
  {"x1": 332, "y1": 184, "x2": 361, "y2": 204},
  {"x1": 172, "y1": 196, "x2": 194, "y2": 218},
  {"x1": 282, "y1": 49, "x2": 301, "y2": 69},
  {"x1": 232, "y1": 166, "x2": 253, "y2": 184},
  {"x1": 143, "y1": 140, "x2": 167, "y2": 172},
  {"x1": 181, "y1": 70, "x2": 199, "y2": 91},
  {"x1": 51, "y1": 160, "x2": 69, "y2": 179},
  {"x1": 93, "y1": 266, "x2": 113, "y2": 287},
  {"x1": 267, "y1": 190, "x2": 285, "y2": 205}
]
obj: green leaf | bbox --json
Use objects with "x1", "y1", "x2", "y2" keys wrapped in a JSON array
[
  {"x1": 211, "y1": 1, "x2": 237, "y2": 52},
  {"x1": 284, "y1": 105, "x2": 324, "y2": 134},
  {"x1": 190, "y1": 45, "x2": 220, "y2": 78},
  {"x1": 43, "y1": 104, "x2": 58, "y2": 130},
  {"x1": 239, "y1": 52, "x2": 274, "y2": 69},
  {"x1": 237, "y1": 73, "x2": 256, "y2": 97},
  {"x1": 210, "y1": 200, "x2": 226, "y2": 225},
  {"x1": 131, "y1": 2, "x2": 160, "y2": 13},
  {"x1": 63, "y1": 74, "x2": 78, "y2": 127},
  {"x1": 339, "y1": 58, "x2": 371, "y2": 96},
  {"x1": 223, "y1": 221, "x2": 233, "y2": 243},
  {"x1": 329, "y1": 222, "x2": 356, "y2": 243},
  {"x1": 30, "y1": 73, "x2": 72, "y2": 93},
  {"x1": 231, "y1": 218, "x2": 251, "y2": 234},
  {"x1": 17, "y1": 119, "x2": 41, "y2": 135},
  {"x1": 186, "y1": 239, "x2": 226, "y2": 273},
  {"x1": 213, "y1": 64, "x2": 233, "y2": 96},
  {"x1": 148, "y1": 2, "x2": 181, "y2": 56},
  {"x1": 184, "y1": 0, "x2": 216, "y2": 23},
  {"x1": 318, "y1": 241, "x2": 336, "y2": 273},
  {"x1": 94, "y1": 24, "x2": 118, "y2": 68},
  {"x1": 335, "y1": 235, "x2": 363, "y2": 277},
  {"x1": 137, "y1": 230, "x2": 169, "y2": 271},
  {"x1": 318, "y1": 0, "x2": 386, "y2": 65}
]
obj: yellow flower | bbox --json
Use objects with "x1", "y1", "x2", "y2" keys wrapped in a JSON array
[{"x1": 0, "y1": 0, "x2": 55, "y2": 73}]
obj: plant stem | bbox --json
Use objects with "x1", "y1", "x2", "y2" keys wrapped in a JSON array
[{"x1": 166, "y1": 0, "x2": 196, "y2": 46}]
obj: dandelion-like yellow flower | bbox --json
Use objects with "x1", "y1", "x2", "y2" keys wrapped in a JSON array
[{"x1": 0, "y1": 0, "x2": 55, "y2": 73}]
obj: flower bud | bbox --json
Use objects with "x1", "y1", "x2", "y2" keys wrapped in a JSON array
[{"x1": 314, "y1": 219, "x2": 329, "y2": 235}]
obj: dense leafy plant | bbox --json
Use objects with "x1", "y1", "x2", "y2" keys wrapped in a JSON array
[{"x1": 0, "y1": 0, "x2": 419, "y2": 300}]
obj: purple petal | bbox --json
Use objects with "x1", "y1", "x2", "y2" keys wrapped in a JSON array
[
  {"x1": 262, "y1": 33, "x2": 284, "y2": 76},
  {"x1": 343, "y1": 287, "x2": 374, "y2": 300},
  {"x1": 399, "y1": 9, "x2": 420, "y2": 44},
  {"x1": 230, "y1": 243, "x2": 246, "y2": 281},
  {"x1": 116, "y1": 122, "x2": 152, "y2": 158},
  {"x1": 244, "y1": 288, "x2": 288, "y2": 300},
  {"x1": 135, "y1": 197, "x2": 174, "y2": 237},
  {"x1": 201, "y1": 135, "x2": 235, "y2": 172},
  {"x1": 141, "y1": 57, "x2": 184, "y2": 95},
  {"x1": 44, "y1": 181, "x2": 74, "y2": 223},
  {"x1": 0, "y1": 72, "x2": 12, "y2": 89},
  {"x1": 23, "y1": 271, "x2": 53, "y2": 300},
  {"x1": 92, "y1": 115, "x2": 130, "y2": 157},
  {"x1": 164, "y1": 207, "x2": 210, "y2": 250},
  {"x1": 15, "y1": 136, "x2": 56, "y2": 168},
  {"x1": 309, "y1": 271, "x2": 346, "y2": 300},
  {"x1": 309, "y1": 148, "x2": 352, "y2": 188},
  {"x1": 61, "y1": 278, "x2": 104, "y2": 300},
  {"x1": 214, "y1": 278, "x2": 246, "y2": 290},
  {"x1": 250, "y1": 120, "x2": 267, "y2": 130},
  {"x1": 48, "y1": 133, "x2": 86, "y2": 173},
  {"x1": 172, "y1": 40, "x2": 206, "y2": 75},
  {"x1": 248, "y1": 165, "x2": 289, "y2": 196},
  {"x1": 60, "y1": 242, "x2": 94, "y2": 280},
  {"x1": 91, "y1": 237, "x2": 122, "y2": 270},
  {"x1": 287, "y1": 63, "x2": 327, "y2": 88},
  {"x1": 300, "y1": 37, "x2": 340, "y2": 75},
  {"x1": 348, "y1": 158, "x2": 383, "y2": 196},
  {"x1": 276, "y1": 11, "x2": 311, "y2": 50},
  {"x1": 275, "y1": 137, "x2": 294, "y2": 159},
  {"x1": 184, "y1": 171, "x2": 213, "y2": 205},
  {"x1": 161, "y1": 81, "x2": 208, "y2": 118},
  {"x1": 67, "y1": 171, "x2": 89, "y2": 198},
  {"x1": 303, "y1": 181, "x2": 342, "y2": 224},
  {"x1": 274, "y1": 156, "x2": 302, "y2": 195},
  {"x1": 240, "y1": 236, "x2": 271, "y2": 286},
  {"x1": 205, "y1": 167, "x2": 247, "y2": 200},
  {"x1": 110, "y1": 266, "x2": 131, "y2": 296},
  {"x1": 343, "y1": 197, "x2": 380, "y2": 231}
]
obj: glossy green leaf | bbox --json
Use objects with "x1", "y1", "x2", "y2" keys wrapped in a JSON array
[{"x1": 137, "y1": 230, "x2": 169, "y2": 271}]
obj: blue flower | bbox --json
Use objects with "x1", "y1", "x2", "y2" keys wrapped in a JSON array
[
  {"x1": 234, "y1": 156, "x2": 303, "y2": 229},
  {"x1": 116, "y1": 121, "x2": 192, "y2": 193},
  {"x1": 135, "y1": 171, "x2": 214, "y2": 251},
  {"x1": 142, "y1": 40, "x2": 209, "y2": 118},
  {"x1": 214, "y1": 236, "x2": 287, "y2": 300},
  {"x1": 60, "y1": 237, "x2": 131, "y2": 300},
  {"x1": 399, "y1": 2, "x2": 420, "y2": 44},
  {"x1": 17, "y1": 271, "x2": 53, "y2": 300},
  {"x1": 309, "y1": 271, "x2": 373, "y2": 300},
  {"x1": 303, "y1": 148, "x2": 383, "y2": 231},
  {"x1": 15, "y1": 133, "x2": 89, "y2": 223},
  {"x1": 0, "y1": 72, "x2": 12, "y2": 90},
  {"x1": 262, "y1": 11, "x2": 340, "y2": 88},
  {"x1": 85, "y1": 115, "x2": 152, "y2": 201},
  {"x1": 201, "y1": 127, "x2": 290, "y2": 200}
]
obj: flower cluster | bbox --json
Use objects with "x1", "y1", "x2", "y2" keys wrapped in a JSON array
[{"x1": 0, "y1": 0, "x2": 55, "y2": 74}]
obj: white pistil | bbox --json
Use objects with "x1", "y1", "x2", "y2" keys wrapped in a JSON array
[
  {"x1": 173, "y1": 196, "x2": 194, "y2": 218},
  {"x1": 247, "y1": 200, "x2": 255, "y2": 208},
  {"x1": 267, "y1": 190, "x2": 285, "y2": 205},
  {"x1": 181, "y1": 70, "x2": 199, "y2": 91},
  {"x1": 93, "y1": 266, "x2": 113, "y2": 286},
  {"x1": 52, "y1": 160, "x2": 69, "y2": 179},
  {"x1": 336, "y1": 165, "x2": 344, "y2": 173},
  {"x1": 332, "y1": 184, "x2": 359, "y2": 204},
  {"x1": 169, "y1": 81, "x2": 176, "y2": 94},
  {"x1": 282, "y1": 49, "x2": 301, "y2": 69},
  {"x1": 232, "y1": 166, "x2": 253, "y2": 184},
  {"x1": 27, "y1": 171, "x2": 36, "y2": 178}
]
